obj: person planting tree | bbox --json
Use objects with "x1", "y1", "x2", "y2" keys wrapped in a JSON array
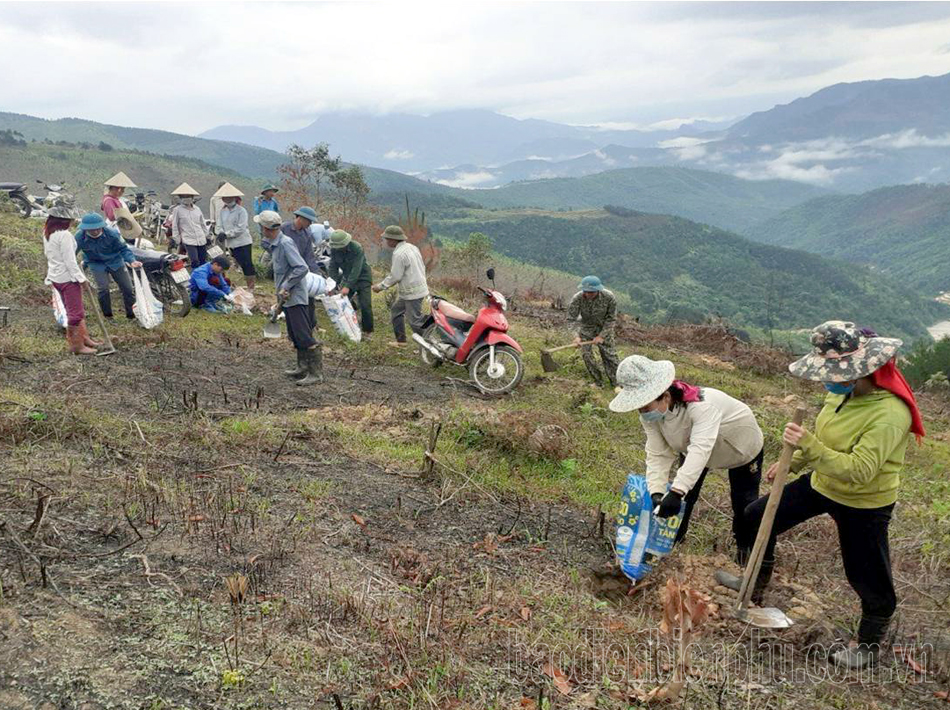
[
  {"x1": 74, "y1": 213, "x2": 143, "y2": 321},
  {"x1": 567, "y1": 275, "x2": 619, "y2": 388},
  {"x1": 256, "y1": 210, "x2": 322, "y2": 385},
  {"x1": 328, "y1": 229, "x2": 373, "y2": 337},
  {"x1": 189, "y1": 255, "x2": 234, "y2": 313},
  {"x1": 717, "y1": 321, "x2": 922, "y2": 669},
  {"x1": 609, "y1": 355, "x2": 765, "y2": 561}
]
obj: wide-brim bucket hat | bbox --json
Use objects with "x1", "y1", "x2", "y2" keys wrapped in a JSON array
[
  {"x1": 104, "y1": 171, "x2": 136, "y2": 188},
  {"x1": 329, "y1": 229, "x2": 353, "y2": 249},
  {"x1": 47, "y1": 195, "x2": 80, "y2": 219},
  {"x1": 260, "y1": 184, "x2": 279, "y2": 194},
  {"x1": 579, "y1": 275, "x2": 604, "y2": 292},
  {"x1": 79, "y1": 213, "x2": 107, "y2": 231},
  {"x1": 213, "y1": 182, "x2": 244, "y2": 199},
  {"x1": 381, "y1": 225, "x2": 407, "y2": 242},
  {"x1": 171, "y1": 182, "x2": 200, "y2": 196},
  {"x1": 293, "y1": 206, "x2": 318, "y2": 223},
  {"x1": 609, "y1": 355, "x2": 676, "y2": 412},
  {"x1": 789, "y1": 320, "x2": 902, "y2": 382}
]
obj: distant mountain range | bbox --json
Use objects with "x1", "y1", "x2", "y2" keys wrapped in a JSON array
[
  {"x1": 744, "y1": 183, "x2": 950, "y2": 295},
  {"x1": 199, "y1": 72, "x2": 950, "y2": 192}
]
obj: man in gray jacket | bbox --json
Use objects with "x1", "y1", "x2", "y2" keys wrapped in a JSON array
[
  {"x1": 372, "y1": 225, "x2": 429, "y2": 347},
  {"x1": 255, "y1": 210, "x2": 322, "y2": 385}
]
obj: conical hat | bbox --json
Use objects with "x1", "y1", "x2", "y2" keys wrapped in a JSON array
[
  {"x1": 104, "y1": 171, "x2": 137, "y2": 188},
  {"x1": 113, "y1": 205, "x2": 143, "y2": 241},
  {"x1": 171, "y1": 182, "x2": 200, "y2": 196},
  {"x1": 212, "y1": 182, "x2": 244, "y2": 199}
]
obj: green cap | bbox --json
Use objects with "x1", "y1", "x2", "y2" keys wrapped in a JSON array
[
  {"x1": 579, "y1": 275, "x2": 604, "y2": 292},
  {"x1": 261, "y1": 184, "x2": 279, "y2": 194},
  {"x1": 381, "y1": 225, "x2": 406, "y2": 241},
  {"x1": 329, "y1": 229, "x2": 353, "y2": 249}
]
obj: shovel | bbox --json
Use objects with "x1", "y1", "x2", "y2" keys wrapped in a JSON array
[
  {"x1": 263, "y1": 295, "x2": 286, "y2": 339},
  {"x1": 541, "y1": 340, "x2": 595, "y2": 372},
  {"x1": 83, "y1": 281, "x2": 117, "y2": 356},
  {"x1": 732, "y1": 406, "x2": 806, "y2": 629}
]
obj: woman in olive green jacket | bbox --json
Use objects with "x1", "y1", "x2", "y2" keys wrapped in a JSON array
[{"x1": 719, "y1": 321, "x2": 923, "y2": 669}]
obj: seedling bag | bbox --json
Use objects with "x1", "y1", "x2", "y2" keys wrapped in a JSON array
[
  {"x1": 320, "y1": 294, "x2": 362, "y2": 343},
  {"x1": 615, "y1": 474, "x2": 685, "y2": 582},
  {"x1": 51, "y1": 287, "x2": 67, "y2": 329},
  {"x1": 131, "y1": 267, "x2": 164, "y2": 329}
]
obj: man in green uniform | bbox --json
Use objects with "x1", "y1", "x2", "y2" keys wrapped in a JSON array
[
  {"x1": 328, "y1": 229, "x2": 374, "y2": 336},
  {"x1": 567, "y1": 275, "x2": 619, "y2": 387}
]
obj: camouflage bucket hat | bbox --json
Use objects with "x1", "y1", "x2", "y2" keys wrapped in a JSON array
[
  {"x1": 788, "y1": 320, "x2": 902, "y2": 382},
  {"x1": 47, "y1": 194, "x2": 80, "y2": 219}
]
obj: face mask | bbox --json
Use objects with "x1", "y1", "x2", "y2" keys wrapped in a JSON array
[
  {"x1": 181, "y1": 197, "x2": 194, "y2": 206},
  {"x1": 223, "y1": 199, "x2": 235, "y2": 207},
  {"x1": 640, "y1": 409, "x2": 665, "y2": 423},
  {"x1": 824, "y1": 382, "x2": 856, "y2": 396}
]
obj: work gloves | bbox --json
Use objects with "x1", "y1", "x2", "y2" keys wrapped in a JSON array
[{"x1": 654, "y1": 490, "x2": 683, "y2": 518}]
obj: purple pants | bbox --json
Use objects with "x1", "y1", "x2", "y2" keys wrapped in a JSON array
[{"x1": 53, "y1": 281, "x2": 85, "y2": 327}]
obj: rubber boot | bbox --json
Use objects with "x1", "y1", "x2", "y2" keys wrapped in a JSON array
[
  {"x1": 296, "y1": 346, "x2": 324, "y2": 386},
  {"x1": 832, "y1": 615, "x2": 891, "y2": 669},
  {"x1": 66, "y1": 325, "x2": 96, "y2": 355},
  {"x1": 79, "y1": 319, "x2": 101, "y2": 348},
  {"x1": 283, "y1": 349, "x2": 307, "y2": 378},
  {"x1": 715, "y1": 559, "x2": 774, "y2": 605}
]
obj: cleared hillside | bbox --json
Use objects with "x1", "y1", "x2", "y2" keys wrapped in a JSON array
[{"x1": 745, "y1": 183, "x2": 950, "y2": 294}]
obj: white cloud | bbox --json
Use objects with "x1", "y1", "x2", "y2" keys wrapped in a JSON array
[
  {"x1": 435, "y1": 170, "x2": 498, "y2": 188},
  {"x1": 592, "y1": 149, "x2": 617, "y2": 166},
  {"x1": 658, "y1": 136, "x2": 711, "y2": 161},
  {"x1": 383, "y1": 149, "x2": 414, "y2": 160},
  {"x1": 860, "y1": 129, "x2": 950, "y2": 149}
]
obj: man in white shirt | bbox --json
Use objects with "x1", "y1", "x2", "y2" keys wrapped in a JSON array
[{"x1": 372, "y1": 225, "x2": 429, "y2": 347}]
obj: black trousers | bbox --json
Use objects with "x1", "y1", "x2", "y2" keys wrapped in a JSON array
[
  {"x1": 185, "y1": 244, "x2": 209, "y2": 268},
  {"x1": 284, "y1": 303, "x2": 317, "y2": 350},
  {"x1": 743, "y1": 473, "x2": 896, "y2": 642},
  {"x1": 676, "y1": 448, "x2": 763, "y2": 550},
  {"x1": 92, "y1": 267, "x2": 135, "y2": 318}
]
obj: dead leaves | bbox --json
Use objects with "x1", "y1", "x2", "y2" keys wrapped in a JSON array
[
  {"x1": 472, "y1": 532, "x2": 514, "y2": 556},
  {"x1": 659, "y1": 577, "x2": 711, "y2": 636},
  {"x1": 542, "y1": 662, "x2": 573, "y2": 695},
  {"x1": 351, "y1": 513, "x2": 367, "y2": 529}
]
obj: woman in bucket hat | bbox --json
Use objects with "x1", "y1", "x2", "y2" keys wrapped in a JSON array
[
  {"x1": 74, "y1": 212, "x2": 143, "y2": 321},
  {"x1": 718, "y1": 321, "x2": 923, "y2": 669},
  {"x1": 609, "y1": 355, "x2": 765, "y2": 558},
  {"x1": 43, "y1": 197, "x2": 100, "y2": 354}
]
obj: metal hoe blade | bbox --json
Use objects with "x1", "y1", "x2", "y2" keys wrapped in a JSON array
[
  {"x1": 263, "y1": 320, "x2": 282, "y2": 338},
  {"x1": 738, "y1": 606, "x2": 794, "y2": 629}
]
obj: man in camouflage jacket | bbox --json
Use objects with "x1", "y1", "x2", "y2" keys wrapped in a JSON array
[{"x1": 567, "y1": 275, "x2": 619, "y2": 387}]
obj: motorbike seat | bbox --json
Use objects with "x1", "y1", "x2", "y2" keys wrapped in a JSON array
[
  {"x1": 434, "y1": 298, "x2": 476, "y2": 323},
  {"x1": 0, "y1": 182, "x2": 25, "y2": 191}
]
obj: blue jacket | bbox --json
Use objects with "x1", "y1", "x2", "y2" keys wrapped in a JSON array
[
  {"x1": 189, "y1": 262, "x2": 232, "y2": 303},
  {"x1": 253, "y1": 197, "x2": 279, "y2": 215},
  {"x1": 268, "y1": 234, "x2": 309, "y2": 307},
  {"x1": 280, "y1": 221, "x2": 321, "y2": 274},
  {"x1": 74, "y1": 226, "x2": 135, "y2": 273}
]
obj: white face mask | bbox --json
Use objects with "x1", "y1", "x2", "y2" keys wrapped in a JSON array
[
  {"x1": 223, "y1": 199, "x2": 236, "y2": 207},
  {"x1": 181, "y1": 197, "x2": 194, "y2": 206}
]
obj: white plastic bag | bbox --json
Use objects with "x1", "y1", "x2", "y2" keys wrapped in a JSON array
[
  {"x1": 230, "y1": 286, "x2": 256, "y2": 316},
  {"x1": 131, "y1": 267, "x2": 164, "y2": 329},
  {"x1": 51, "y1": 287, "x2": 67, "y2": 329},
  {"x1": 320, "y1": 293, "x2": 362, "y2": 342}
]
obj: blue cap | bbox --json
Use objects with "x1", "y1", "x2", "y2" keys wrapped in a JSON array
[
  {"x1": 79, "y1": 213, "x2": 107, "y2": 231},
  {"x1": 293, "y1": 206, "x2": 318, "y2": 223},
  {"x1": 579, "y1": 275, "x2": 604, "y2": 292}
]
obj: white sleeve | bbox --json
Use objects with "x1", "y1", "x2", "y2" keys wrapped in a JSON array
[
  {"x1": 671, "y1": 402, "x2": 722, "y2": 494},
  {"x1": 62, "y1": 233, "x2": 86, "y2": 282},
  {"x1": 643, "y1": 422, "x2": 679, "y2": 496}
]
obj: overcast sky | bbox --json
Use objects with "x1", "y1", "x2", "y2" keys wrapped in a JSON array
[{"x1": 3, "y1": 1, "x2": 950, "y2": 134}]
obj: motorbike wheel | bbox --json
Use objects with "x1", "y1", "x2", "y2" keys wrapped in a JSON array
[
  {"x1": 153, "y1": 273, "x2": 191, "y2": 318},
  {"x1": 469, "y1": 345, "x2": 523, "y2": 395},
  {"x1": 11, "y1": 194, "x2": 31, "y2": 219},
  {"x1": 418, "y1": 324, "x2": 443, "y2": 368}
]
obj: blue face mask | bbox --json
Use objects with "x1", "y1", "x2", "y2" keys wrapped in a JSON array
[
  {"x1": 640, "y1": 409, "x2": 665, "y2": 423},
  {"x1": 824, "y1": 382, "x2": 856, "y2": 396}
]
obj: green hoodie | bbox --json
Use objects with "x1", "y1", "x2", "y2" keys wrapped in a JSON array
[{"x1": 790, "y1": 390, "x2": 911, "y2": 509}]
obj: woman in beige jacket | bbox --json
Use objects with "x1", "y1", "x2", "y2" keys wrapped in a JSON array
[{"x1": 610, "y1": 355, "x2": 764, "y2": 563}]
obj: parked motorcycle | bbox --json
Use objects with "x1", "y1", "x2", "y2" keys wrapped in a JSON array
[
  {"x1": 413, "y1": 268, "x2": 524, "y2": 395},
  {"x1": 0, "y1": 180, "x2": 66, "y2": 218},
  {"x1": 129, "y1": 246, "x2": 192, "y2": 317}
]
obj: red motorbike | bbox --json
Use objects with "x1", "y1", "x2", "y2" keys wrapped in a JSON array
[{"x1": 414, "y1": 269, "x2": 524, "y2": 395}]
